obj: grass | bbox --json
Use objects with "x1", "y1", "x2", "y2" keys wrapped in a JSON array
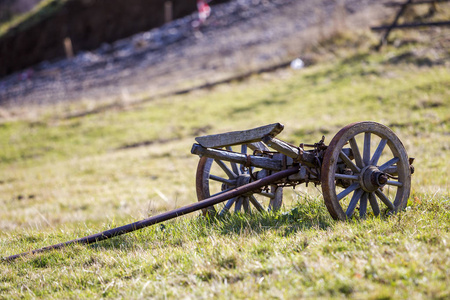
[
  {"x1": 0, "y1": 0, "x2": 68, "y2": 38},
  {"x1": 1, "y1": 197, "x2": 449, "y2": 298},
  {"x1": 0, "y1": 26, "x2": 449, "y2": 298}
]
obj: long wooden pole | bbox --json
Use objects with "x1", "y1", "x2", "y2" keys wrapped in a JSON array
[
  {"x1": 371, "y1": 20, "x2": 450, "y2": 30},
  {"x1": 3, "y1": 166, "x2": 299, "y2": 262}
]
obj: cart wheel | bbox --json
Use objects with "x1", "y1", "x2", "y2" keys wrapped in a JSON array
[
  {"x1": 321, "y1": 122, "x2": 411, "y2": 220},
  {"x1": 196, "y1": 144, "x2": 283, "y2": 216}
]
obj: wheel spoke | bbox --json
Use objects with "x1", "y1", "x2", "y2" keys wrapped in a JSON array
[
  {"x1": 241, "y1": 144, "x2": 247, "y2": 153},
  {"x1": 335, "y1": 174, "x2": 358, "y2": 181},
  {"x1": 231, "y1": 162, "x2": 240, "y2": 176},
  {"x1": 210, "y1": 188, "x2": 234, "y2": 198},
  {"x1": 359, "y1": 192, "x2": 368, "y2": 219},
  {"x1": 219, "y1": 197, "x2": 236, "y2": 216},
  {"x1": 243, "y1": 197, "x2": 251, "y2": 213},
  {"x1": 256, "y1": 191, "x2": 275, "y2": 199},
  {"x1": 379, "y1": 157, "x2": 399, "y2": 172},
  {"x1": 369, "y1": 192, "x2": 380, "y2": 216},
  {"x1": 249, "y1": 195, "x2": 265, "y2": 212},
  {"x1": 346, "y1": 188, "x2": 364, "y2": 217},
  {"x1": 240, "y1": 144, "x2": 248, "y2": 173},
  {"x1": 234, "y1": 197, "x2": 243, "y2": 212},
  {"x1": 337, "y1": 182, "x2": 360, "y2": 201},
  {"x1": 375, "y1": 189, "x2": 395, "y2": 211},
  {"x1": 370, "y1": 138, "x2": 387, "y2": 166},
  {"x1": 209, "y1": 174, "x2": 236, "y2": 185},
  {"x1": 384, "y1": 166, "x2": 398, "y2": 175},
  {"x1": 386, "y1": 180, "x2": 402, "y2": 187},
  {"x1": 215, "y1": 159, "x2": 237, "y2": 179},
  {"x1": 339, "y1": 151, "x2": 360, "y2": 173},
  {"x1": 226, "y1": 146, "x2": 240, "y2": 175},
  {"x1": 269, "y1": 186, "x2": 283, "y2": 211},
  {"x1": 226, "y1": 146, "x2": 241, "y2": 175},
  {"x1": 363, "y1": 132, "x2": 371, "y2": 166},
  {"x1": 349, "y1": 137, "x2": 363, "y2": 168}
]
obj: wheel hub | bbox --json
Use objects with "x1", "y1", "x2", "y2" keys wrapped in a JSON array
[
  {"x1": 236, "y1": 174, "x2": 251, "y2": 187},
  {"x1": 235, "y1": 174, "x2": 256, "y2": 196},
  {"x1": 221, "y1": 174, "x2": 250, "y2": 191},
  {"x1": 359, "y1": 165, "x2": 388, "y2": 192}
]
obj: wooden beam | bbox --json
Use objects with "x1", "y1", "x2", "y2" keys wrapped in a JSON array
[
  {"x1": 375, "y1": 0, "x2": 412, "y2": 50},
  {"x1": 195, "y1": 123, "x2": 284, "y2": 148},
  {"x1": 262, "y1": 136, "x2": 318, "y2": 167},
  {"x1": 191, "y1": 144, "x2": 283, "y2": 171},
  {"x1": 384, "y1": 0, "x2": 450, "y2": 6},
  {"x1": 371, "y1": 20, "x2": 450, "y2": 30},
  {"x1": 164, "y1": 1, "x2": 172, "y2": 23}
]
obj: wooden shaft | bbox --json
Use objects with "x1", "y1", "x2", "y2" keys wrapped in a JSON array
[
  {"x1": 191, "y1": 144, "x2": 282, "y2": 171},
  {"x1": 262, "y1": 136, "x2": 300, "y2": 159},
  {"x1": 372, "y1": 21, "x2": 450, "y2": 30},
  {"x1": 262, "y1": 136, "x2": 318, "y2": 167},
  {"x1": 3, "y1": 167, "x2": 299, "y2": 262}
]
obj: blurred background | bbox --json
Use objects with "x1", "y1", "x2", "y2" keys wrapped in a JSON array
[{"x1": 0, "y1": 0, "x2": 406, "y2": 108}]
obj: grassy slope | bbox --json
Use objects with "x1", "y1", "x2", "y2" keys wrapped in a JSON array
[{"x1": 0, "y1": 30, "x2": 449, "y2": 298}]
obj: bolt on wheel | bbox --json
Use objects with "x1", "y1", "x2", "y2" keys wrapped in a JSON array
[{"x1": 321, "y1": 122, "x2": 412, "y2": 220}]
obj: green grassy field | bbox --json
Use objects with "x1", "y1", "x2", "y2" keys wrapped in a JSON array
[{"x1": 0, "y1": 28, "x2": 449, "y2": 298}]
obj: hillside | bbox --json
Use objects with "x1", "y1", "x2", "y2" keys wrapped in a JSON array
[{"x1": 0, "y1": 0, "x2": 393, "y2": 110}]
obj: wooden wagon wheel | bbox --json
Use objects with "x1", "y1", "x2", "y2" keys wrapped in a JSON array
[
  {"x1": 196, "y1": 144, "x2": 283, "y2": 216},
  {"x1": 321, "y1": 122, "x2": 411, "y2": 220}
]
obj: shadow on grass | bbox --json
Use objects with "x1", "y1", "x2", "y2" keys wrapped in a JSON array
[
  {"x1": 206, "y1": 199, "x2": 333, "y2": 236},
  {"x1": 87, "y1": 198, "x2": 334, "y2": 252}
]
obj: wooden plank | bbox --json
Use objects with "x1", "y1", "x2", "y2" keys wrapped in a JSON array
[
  {"x1": 191, "y1": 144, "x2": 282, "y2": 171},
  {"x1": 195, "y1": 123, "x2": 284, "y2": 148}
]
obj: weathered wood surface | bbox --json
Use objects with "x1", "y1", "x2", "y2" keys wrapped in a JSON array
[
  {"x1": 248, "y1": 142, "x2": 270, "y2": 152},
  {"x1": 262, "y1": 136, "x2": 318, "y2": 167},
  {"x1": 262, "y1": 136, "x2": 300, "y2": 159},
  {"x1": 268, "y1": 185, "x2": 283, "y2": 211},
  {"x1": 195, "y1": 123, "x2": 284, "y2": 148},
  {"x1": 191, "y1": 144, "x2": 282, "y2": 171}
]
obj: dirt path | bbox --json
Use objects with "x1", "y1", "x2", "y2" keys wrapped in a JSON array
[{"x1": 0, "y1": 0, "x2": 388, "y2": 109}]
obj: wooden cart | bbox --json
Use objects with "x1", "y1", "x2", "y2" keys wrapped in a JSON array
[
  {"x1": 191, "y1": 121, "x2": 413, "y2": 220},
  {"x1": 4, "y1": 121, "x2": 414, "y2": 261}
]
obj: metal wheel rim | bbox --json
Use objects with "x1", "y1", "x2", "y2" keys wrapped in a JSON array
[
  {"x1": 321, "y1": 122, "x2": 411, "y2": 220},
  {"x1": 196, "y1": 145, "x2": 283, "y2": 216}
]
